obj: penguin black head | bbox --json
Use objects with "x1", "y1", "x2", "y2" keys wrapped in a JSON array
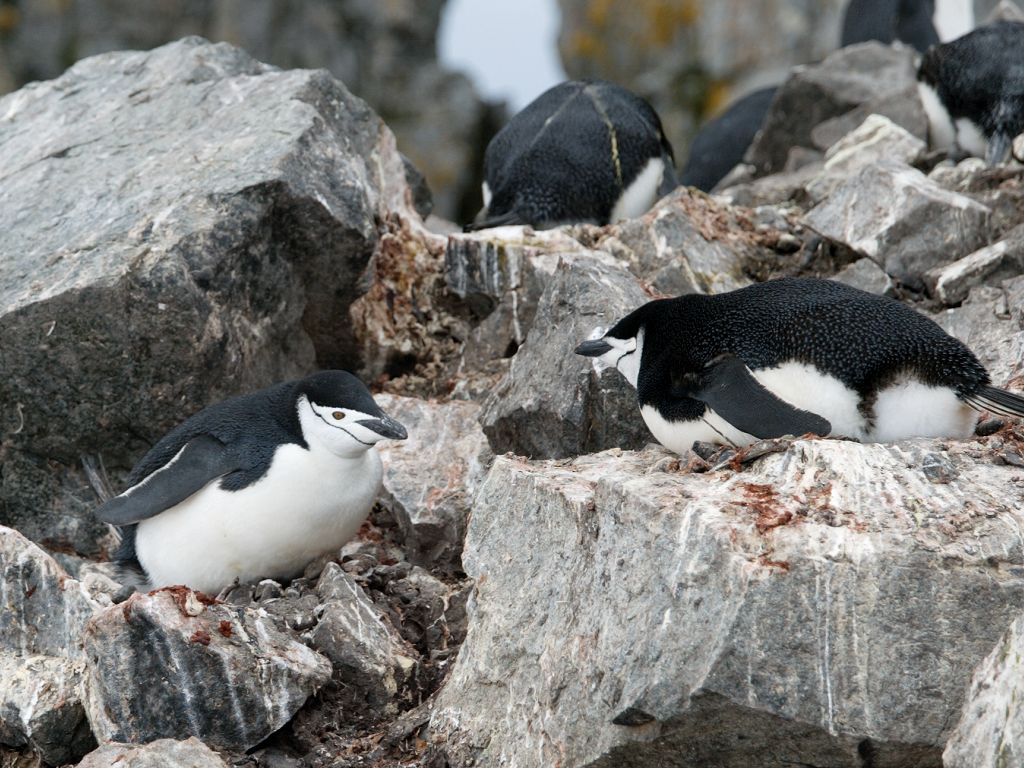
[
  {"x1": 574, "y1": 303, "x2": 656, "y2": 388},
  {"x1": 293, "y1": 371, "x2": 407, "y2": 456}
]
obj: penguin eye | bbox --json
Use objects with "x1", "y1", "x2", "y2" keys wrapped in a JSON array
[{"x1": 332, "y1": 411, "x2": 345, "y2": 420}]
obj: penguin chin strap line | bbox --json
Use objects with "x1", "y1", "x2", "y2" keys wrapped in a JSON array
[{"x1": 701, "y1": 416, "x2": 740, "y2": 449}]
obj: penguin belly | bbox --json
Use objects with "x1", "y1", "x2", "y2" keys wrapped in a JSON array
[
  {"x1": 640, "y1": 404, "x2": 754, "y2": 454},
  {"x1": 610, "y1": 158, "x2": 666, "y2": 223},
  {"x1": 869, "y1": 379, "x2": 978, "y2": 441},
  {"x1": 918, "y1": 81, "x2": 957, "y2": 152},
  {"x1": 135, "y1": 443, "x2": 382, "y2": 593}
]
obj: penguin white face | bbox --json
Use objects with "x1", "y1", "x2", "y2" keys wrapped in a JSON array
[
  {"x1": 575, "y1": 328, "x2": 645, "y2": 389},
  {"x1": 299, "y1": 396, "x2": 407, "y2": 458}
]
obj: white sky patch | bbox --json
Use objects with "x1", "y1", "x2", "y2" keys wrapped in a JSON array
[{"x1": 439, "y1": 0, "x2": 567, "y2": 111}]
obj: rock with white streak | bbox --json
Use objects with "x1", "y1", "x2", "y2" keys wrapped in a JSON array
[
  {"x1": 803, "y1": 162, "x2": 991, "y2": 288},
  {"x1": 831, "y1": 258, "x2": 895, "y2": 296},
  {"x1": 943, "y1": 612, "x2": 1024, "y2": 768},
  {"x1": 82, "y1": 587, "x2": 331, "y2": 751},
  {"x1": 310, "y1": 563, "x2": 416, "y2": 715},
  {"x1": 479, "y1": 257, "x2": 653, "y2": 459},
  {"x1": 0, "y1": 527, "x2": 100, "y2": 765},
  {"x1": 432, "y1": 438, "x2": 1024, "y2": 767},
  {"x1": 808, "y1": 114, "x2": 926, "y2": 201},
  {"x1": 375, "y1": 395, "x2": 491, "y2": 571},
  {"x1": 925, "y1": 224, "x2": 1024, "y2": 306},
  {"x1": 76, "y1": 737, "x2": 229, "y2": 767}
]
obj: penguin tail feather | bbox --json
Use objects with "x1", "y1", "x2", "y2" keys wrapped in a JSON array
[
  {"x1": 986, "y1": 132, "x2": 1012, "y2": 166},
  {"x1": 463, "y1": 210, "x2": 525, "y2": 232},
  {"x1": 965, "y1": 385, "x2": 1024, "y2": 419}
]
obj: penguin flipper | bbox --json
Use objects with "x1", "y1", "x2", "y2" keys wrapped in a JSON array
[
  {"x1": 683, "y1": 354, "x2": 832, "y2": 439},
  {"x1": 96, "y1": 435, "x2": 239, "y2": 525}
]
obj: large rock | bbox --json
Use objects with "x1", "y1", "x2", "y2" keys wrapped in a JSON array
[
  {"x1": 803, "y1": 162, "x2": 991, "y2": 288},
  {"x1": 924, "y1": 224, "x2": 1024, "y2": 306},
  {"x1": 746, "y1": 43, "x2": 927, "y2": 177},
  {"x1": 0, "y1": 1, "x2": 499, "y2": 222},
  {"x1": 309, "y1": 563, "x2": 416, "y2": 717},
  {"x1": 375, "y1": 395, "x2": 491, "y2": 571},
  {"x1": 82, "y1": 587, "x2": 332, "y2": 750},
  {"x1": 0, "y1": 527, "x2": 100, "y2": 765},
  {"x1": 479, "y1": 256, "x2": 653, "y2": 459},
  {"x1": 943, "y1": 612, "x2": 1024, "y2": 768},
  {"x1": 0, "y1": 37, "x2": 412, "y2": 555},
  {"x1": 432, "y1": 438, "x2": 1024, "y2": 767},
  {"x1": 76, "y1": 738, "x2": 229, "y2": 768},
  {"x1": 594, "y1": 188, "x2": 759, "y2": 296}
]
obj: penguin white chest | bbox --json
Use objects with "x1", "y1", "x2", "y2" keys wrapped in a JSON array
[
  {"x1": 135, "y1": 442, "x2": 382, "y2": 593},
  {"x1": 610, "y1": 157, "x2": 666, "y2": 223}
]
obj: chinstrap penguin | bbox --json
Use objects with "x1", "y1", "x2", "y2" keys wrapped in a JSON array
[
  {"x1": 466, "y1": 79, "x2": 678, "y2": 231},
  {"x1": 680, "y1": 86, "x2": 778, "y2": 192},
  {"x1": 96, "y1": 371, "x2": 407, "y2": 594},
  {"x1": 917, "y1": 20, "x2": 1024, "y2": 165},
  {"x1": 575, "y1": 277, "x2": 1024, "y2": 455}
]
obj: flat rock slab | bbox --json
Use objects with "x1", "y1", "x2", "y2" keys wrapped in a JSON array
[
  {"x1": 479, "y1": 256, "x2": 653, "y2": 459},
  {"x1": 0, "y1": 527, "x2": 101, "y2": 764},
  {"x1": 0, "y1": 36, "x2": 410, "y2": 553},
  {"x1": 76, "y1": 737, "x2": 228, "y2": 767},
  {"x1": 83, "y1": 587, "x2": 331, "y2": 751},
  {"x1": 375, "y1": 395, "x2": 491, "y2": 570},
  {"x1": 944, "y1": 612, "x2": 1024, "y2": 768},
  {"x1": 432, "y1": 437, "x2": 1024, "y2": 767},
  {"x1": 803, "y1": 162, "x2": 990, "y2": 288}
]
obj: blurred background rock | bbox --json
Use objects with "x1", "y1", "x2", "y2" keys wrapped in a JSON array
[{"x1": 0, "y1": 0, "x2": 1004, "y2": 224}]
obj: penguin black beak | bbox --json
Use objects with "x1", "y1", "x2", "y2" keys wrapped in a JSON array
[
  {"x1": 575, "y1": 339, "x2": 613, "y2": 357},
  {"x1": 358, "y1": 415, "x2": 408, "y2": 441}
]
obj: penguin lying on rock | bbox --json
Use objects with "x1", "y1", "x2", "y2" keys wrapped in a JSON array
[
  {"x1": 95, "y1": 371, "x2": 407, "y2": 594},
  {"x1": 467, "y1": 79, "x2": 678, "y2": 231},
  {"x1": 576, "y1": 278, "x2": 1024, "y2": 454},
  {"x1": 917, "y1": 20, "x2": 1024, "y2": 165}
]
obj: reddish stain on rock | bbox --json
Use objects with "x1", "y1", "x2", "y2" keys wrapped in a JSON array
[
  {"x1": 739, "y1": 483, "x2": 793, "y2": 534},
  {"x1": 218, "y1": 620, "x2": 233, "y2": 638},
  {"x1": 151, "y1": 585, "x2": 218, "y2": 616},
  {"x1": 190, "y1": 629, "x2": 212, "y2": 646}
]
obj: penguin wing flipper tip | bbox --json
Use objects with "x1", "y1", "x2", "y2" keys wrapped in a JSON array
[
  {"x1": 95, "y1": 434, "x2": 237, "y2": 525},
  {"x1": 689, "y1": 355, "x2": 832, "y2": 440}
]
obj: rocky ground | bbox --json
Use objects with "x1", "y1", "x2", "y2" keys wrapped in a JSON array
[{"x1": 1, "y1": 34, "x2": 1024, "y2": 768}]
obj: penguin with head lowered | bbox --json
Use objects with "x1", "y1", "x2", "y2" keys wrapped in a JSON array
[
  {"x1": 95, "y1": 371, "x2": 407, "y2": 594},
  {"x1": 576, "y1": 278, "x2": 1024, "y2": 454},
  {"x1": 466, "y1": 79, "x2": 678, "y2": 231},
  {"x1": 917, "y1": 20, "x2": 1024, "y2": 165}
]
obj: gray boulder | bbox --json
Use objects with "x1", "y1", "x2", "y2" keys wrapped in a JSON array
[
  {"x1": 0, "y1": 527, "x2": 100, "y2": 764},
  {"x1": 310, "y1": 563, "x2": 416, "y2": 716},
  {"x1": 943, "y1": 613, "x2": 1024, "y2": 768},
  {"x1": 82, "y1": 587, "x2": 332, "y2": 750},
  {"x1": 479, "y1": 256, "x2": 653, "y2": 459},
  {"x1": 0, "y1": 37, "x2": 413, "y2": 556},
  {"x1": 924, "y1": 224, "x2": 1024, "y2": 306},
  {"x1": 747, "y1": 43, "x2": 927, "y2": 177},
  {"x1": 432, "y1": 437, "x2": 1024, "y2": 767},
  {"x1": 76, "y1": 738, "x2": 229, "y2": 768},
  {"x1": 375, "y1": 395, "x2": 492, "y2": 571},
  {"x1": 803, "y1": 162, "x2": 991, "y2": 288},
  {"x1": 595, "y1": 188, "x2": 758, "y2": 296}
]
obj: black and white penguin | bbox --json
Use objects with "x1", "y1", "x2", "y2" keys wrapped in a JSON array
[
  {"x1": 917, "y1": 20, "x2": 1024, "y2": 165},
  {"x1": 95, "y1": 371, "x2": 407, "y2": 594},
  {"x1": 466, "y1": 79, "x2": 678, "y2": 231},
  {"x1": 575, "y1": 278, "x2": 1024, "y2": 454},
  {"x1": 680, "y1": 86, "x2": 778, "y2": 192}
]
